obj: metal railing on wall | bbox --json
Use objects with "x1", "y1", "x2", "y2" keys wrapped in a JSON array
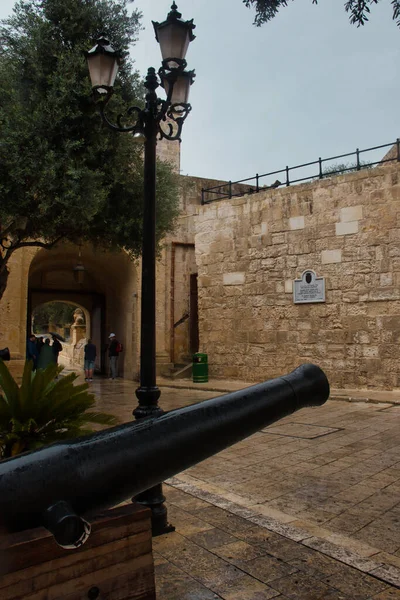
[{"x1": 201, "y1": 139, "x2": 400, "y2": 205}]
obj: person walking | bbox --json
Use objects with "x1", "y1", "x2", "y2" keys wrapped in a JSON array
[
  {"x1": 108, "y1": 333, "x2": 120, "y2": 380},
  {"x1": 26, "y1": 334, "x2": 39, "y2": 370},
  {"x1": 37, "y1": 338, "x2": 55, "y2": 370},
  {"x1": 84, "y1": 339, "x2": 96, "y2": 382},
  {"x1": 36, "y1": 337, "x2": 45, "y2": 355},
  {"x1": 51, "y1": 336, "x2": 62, "y2": 365}
]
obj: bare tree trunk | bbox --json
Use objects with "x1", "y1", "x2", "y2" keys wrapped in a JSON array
[{"x1": 0, "y1": 265, "x2": 9, "y2": 302}]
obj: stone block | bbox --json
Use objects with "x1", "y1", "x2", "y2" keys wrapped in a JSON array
[
  {"x1": 272, "y1": 233, "x2": 286, "y2": 245},
  {"x1": 289, "y1": 216, "x2": 305, "y2": 230},
  {"x1": 223, "y1": 272, "x2": 245, "y2": 286},
  {"x1": 321, "y1": 249, "x2": 342, "y2": 264},
  {"x1": 284, "y1": 279, "x2": 293, "y2": 294},
  {"x1": 198, "y1": 276, "x2": 213, "y2": 288},
  {"x1": 389, "y1": 228, "x2": 400, "y2": 242},
  {"x1": 380, "y1": 273, "x2": 393, "y2": 287},
  {"x1": 335, "y1": 221, "x2": 359, "y2": 236},
  {"x1": 340, "y1": 205, "x2": 363, "y2": 222},
  {"x1": 288, "y1": 241, "x2": 311, "y2": 255},
  {"x1": 362, "y1": 346, "x2": 379, "y2": 358},
  {"x1": 250, "y1": 235, "x2": 262, "y2": 248}
]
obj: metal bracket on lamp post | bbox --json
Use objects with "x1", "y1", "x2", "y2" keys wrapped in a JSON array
[{"x1": 95, "y1": 66, "x2": 193, "y2": 142}]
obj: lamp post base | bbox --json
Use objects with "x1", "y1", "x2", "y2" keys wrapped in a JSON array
[
  {"x1": 132, "y1": 386, "x2": 174, "y2": 536},
  {"x1": 133, "y1": 386, "x2": 162, "y2": 419},
  {"x1": 133, "y1": 484, "x2": 175, "y2": 537}
]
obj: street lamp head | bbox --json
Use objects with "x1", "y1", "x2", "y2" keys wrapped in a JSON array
[
  {"x1": 160, "y1": 69, "x2": 195, "y2": 110},
  {"x1": 85, "y1": 37, "x2": 122, "y2": 94},
  {"x1": 152, "y1": 3, "x2": 196, "y2": 70},
  {"x1": 73, "y1": 262, "x2": 86, "y2": 284},
  {"x1": 85, "y1": 9, "x2": 196, "y2": 139}
]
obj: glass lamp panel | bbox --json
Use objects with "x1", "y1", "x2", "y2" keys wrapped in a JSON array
[
  {"x1": 157, "y1": 23, "x2": 190, "y2": 60},
  {"x1": 171, "y1": 74, "x2": 191, "y2": 105},
  {"x1": 87, "y1": 53, "x2": 119, "y2": 89},
  {"x1": 162, "y1": 76, "x2": 171, "y2": 98}
]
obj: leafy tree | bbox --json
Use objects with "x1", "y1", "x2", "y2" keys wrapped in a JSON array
[
  {"x1": 0, "y1": 0, "x2": 180, "y2": 301},
  {"x1": 32, "y1": 302, "x2": 78, "y2": 332},
  {"x1": 322, "y1": 161, "x2": 372, "y2": 176},
  {"x1": 0, "y1": 360, "x2": 118, "y2": 458},
  {"x1": 243, "y1": 0, "x2": 400, "y2": 27}
]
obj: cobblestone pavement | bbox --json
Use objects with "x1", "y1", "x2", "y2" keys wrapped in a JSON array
[
  {"x1": 155, "y1": 486, "x2": 400, "y2": 600},
  {"x1": 87, "y1": 376, "x2": 400, "y2": 599}
]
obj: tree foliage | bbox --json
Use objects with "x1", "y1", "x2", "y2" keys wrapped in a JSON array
[
  {"x1": 243, "y1": 0, "x2": 400, "y2": 27},
  {"x1": 322, "y1": 161, "x2": 372, "y2": 176},
  {"x1": 0, "y1": 0, "x2": 180, "y2": 299},
  {"x1": 33, "y1": 302, "x2": 78, "y2": 332}
]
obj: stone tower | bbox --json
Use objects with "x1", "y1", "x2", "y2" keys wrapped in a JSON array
[{"x1": 157, "y1": 138, "x2": 181, "y2": 172}]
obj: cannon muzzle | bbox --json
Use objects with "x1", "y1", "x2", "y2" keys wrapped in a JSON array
[{"x1": 0, "y1": 364, "x2": 329, "y2": 547}]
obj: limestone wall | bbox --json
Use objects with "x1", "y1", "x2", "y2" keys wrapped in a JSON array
[
  {"x1": 4, "y1": 147, "x2": 399, "y2": 390},
  {"x1": 195, "y1": 164, "x2": 400, "y2": 389},
  {"x1": 0, "y1": 247, "x2": 37, "y2": 357},
  {"x1": 157, "y1": 138, "x2": 180, "y2": 172},
  {"x1": 157, "y1": 176, "x2": 201, "y2": 367}
]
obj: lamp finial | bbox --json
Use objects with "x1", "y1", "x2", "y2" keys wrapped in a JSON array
[{"x1": 168, "y1": 2, "x2": 182, "y2": 20}]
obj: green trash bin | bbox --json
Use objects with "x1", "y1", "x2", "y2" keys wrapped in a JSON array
[{"x1": 193, "y1": 352, "x2": 208, "y2": 383}]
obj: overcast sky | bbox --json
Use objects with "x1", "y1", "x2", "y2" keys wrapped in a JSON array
[{"x1": 1, "y1": 0, "x2": 399, "y2": 183}]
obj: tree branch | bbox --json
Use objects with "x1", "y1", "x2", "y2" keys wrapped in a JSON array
[
  {"x1": 244, "y1": 0, "x2": 400, "y2": 27},
  {"x1": 15, "y1": 236, "x2": 64, "y2": 250},
  {"x1": 0, "y1": 220, "x2": 18, "y2": 240},
  {"x1": 0, "y1": 238, "x2": 13, "y2": 251}
]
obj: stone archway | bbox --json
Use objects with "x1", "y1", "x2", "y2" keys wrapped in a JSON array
[
  {"x1": 31, "y1": 299, "x2": 90, "y2": 339},
  {"x1": 31, "y1": 299, "x2": 92, "y2": 371},
  {"x1": 28, "y1": 243, "x2": 139, "y2": 378}
]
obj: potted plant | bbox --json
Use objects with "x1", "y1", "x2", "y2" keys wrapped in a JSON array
[{"x1": 0, "y1": 360, "x2": 118, "y2": 458}]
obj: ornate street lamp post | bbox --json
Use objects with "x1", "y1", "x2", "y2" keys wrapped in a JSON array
[{"x1": 85, "y1": 3, "x2": 195, "y2": 536}]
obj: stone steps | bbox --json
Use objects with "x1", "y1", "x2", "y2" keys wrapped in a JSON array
[{"x1": 161, "y1": 362, "x2": 192, "y2": 379}]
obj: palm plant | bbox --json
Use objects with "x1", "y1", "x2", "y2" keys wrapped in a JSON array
[{"x1": 0, "y1": 360, "x2": 118, "y2": 458}]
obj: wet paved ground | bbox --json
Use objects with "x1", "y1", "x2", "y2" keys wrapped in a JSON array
[
  {"x1": 155, "y1": 486, "x2": 400, "y2": 600},
  {"x1": 84, "y1": 375, "x2": 400, "y2": 599}
]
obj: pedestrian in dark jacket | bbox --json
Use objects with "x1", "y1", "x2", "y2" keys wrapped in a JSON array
[
  {"x1": 36, "y1": 337, "x2": 44, "y2": 354},
  {"x1": 51, "y1": 336, "x2": 62, "y2": 364},
  {"x1": 108, "y1": 333, "x2": 120, "y2": 379},
  {"x1": 84, "y1": 339, "x2": 96, "y2": 382},
  {"x1": 26, "y1": 334, "x2": 39, "y2": 370},
  {"x1": 37, "y1": 338, "x2": 55, "y2": 370}
]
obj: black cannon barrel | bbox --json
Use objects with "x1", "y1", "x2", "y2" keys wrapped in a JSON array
[{"x1": 0, "y1": 364, "x2": 329, "y2": 546}]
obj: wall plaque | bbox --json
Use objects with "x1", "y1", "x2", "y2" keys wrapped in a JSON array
[{"x1": 293, "y1": 270, "x2": 325, "y2": 304}]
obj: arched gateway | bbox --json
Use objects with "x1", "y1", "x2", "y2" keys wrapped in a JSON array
[{"x1": 26, "y1": 243, "x2": 140, "y2": 377}]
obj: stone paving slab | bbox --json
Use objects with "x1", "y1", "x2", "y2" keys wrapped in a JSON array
[
  {"x1": 155, "y1": 484, "x2": 400, "y2": 599},
  {"x1": 165, "y1": 397, "x2": 400, "y2": 574},
  {"x1": 88, "y1": 376, "x2": 400, "y2": 597},
  {"x1": 166, "y1": 476, "x2": 400, "y2": 587}
]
